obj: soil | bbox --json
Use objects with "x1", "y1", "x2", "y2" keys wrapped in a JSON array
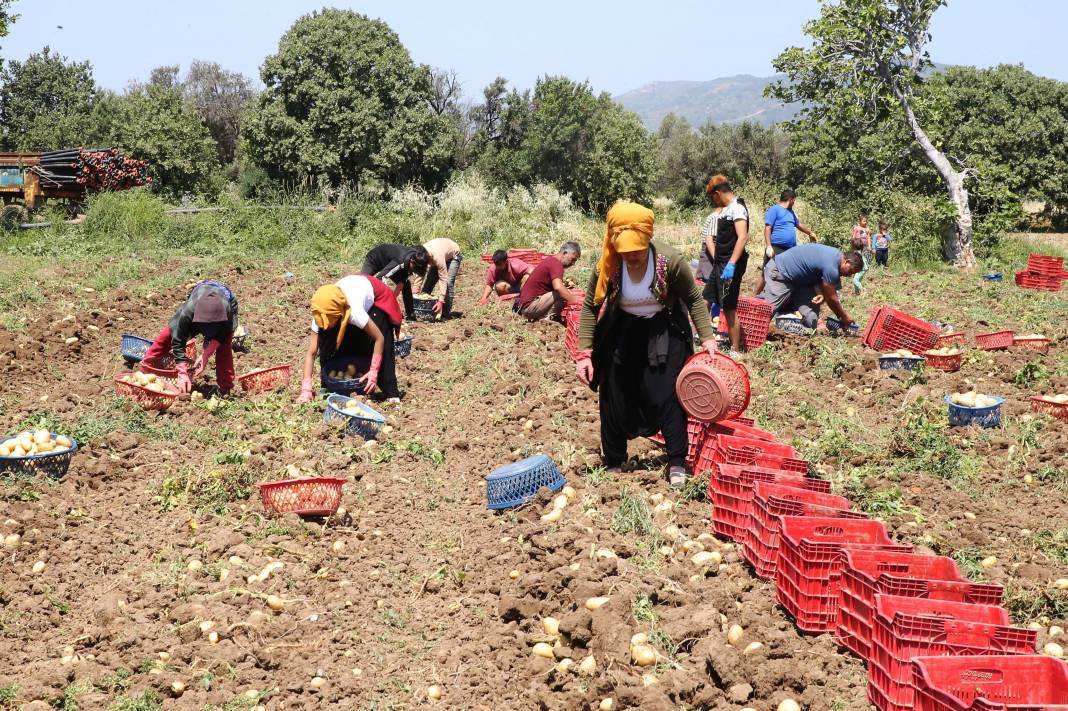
[{"x1": 0, "y1": 259, "x2": 1065, "y2": 710}]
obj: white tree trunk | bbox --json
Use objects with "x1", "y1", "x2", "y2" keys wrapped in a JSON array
[{"x1": 894, "y1": 87, "x2": 977, "y2": 267}]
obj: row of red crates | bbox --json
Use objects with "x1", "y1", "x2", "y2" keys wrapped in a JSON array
[
  {"x1": 701, "y1": 425, "x2": 1067, "y2": 709},
  {"x1": 1016, "y1": 254, "x2": 1066, "y2": 292}
]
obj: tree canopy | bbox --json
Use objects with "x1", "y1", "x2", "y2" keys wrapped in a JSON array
[{"x1": 0, "y1": 46, "x2": 97, "y2": 151}]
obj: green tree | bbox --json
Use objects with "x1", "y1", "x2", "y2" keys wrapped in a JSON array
[
  {"x1": 0, "y1": 0, "x2": 17, "y2": 48},
  {"x1": 576, "y1": 95, "x2": 657, "y2": 212},
  {"x1": 241, "y1": 8, "x2": 450, "y2": 190},
  {"x1": 182, "y1": 60, "x2": 256, "y2": 166},
  {"x1": 770, "y1": 0, "x2": 977, "y2": 266},
  {"x1": 0, "y1": 46, "x2": 97, "y2": 151}
]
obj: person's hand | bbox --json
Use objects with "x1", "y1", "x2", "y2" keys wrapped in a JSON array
[
  {"x1": 176, "y1": 363, "x2": 192, "y2": 394},
  {"x1": 810, "y1": 233, "x2": 819, "y2": 243},
  {"x1": 765, "y1": 246, "x2": 775, "y2": 258},
  {"x1": 721, "y1": 262, "x2": 736, "y2": 280},
  {"x1": 477, "y1": 296, "x2": 488, "y2": 305},
  {"x1": 812, "y1": 294, "x2": 825, "y2": 305},
  {"x1": 701, "y1": 339, "x2": 719, "y2": 354},
  {"x1": 362, "y1": 353, "x2": 383, "y2": 395},
  {"x1": 432, "y1": 299, "x2": 445, "y2": 315},
  {"x1": 575, "y1": 353, "x2": 594, "y2": 385},
  {"x1": 192, "y1": 339, "x2": 220, "y2": 378},
  {"x1": 297, "y1": 376, "x2": 314, "y2": 404},
  {"x1": 841, "y1": 318, "x2": 856, "y2": 334}
]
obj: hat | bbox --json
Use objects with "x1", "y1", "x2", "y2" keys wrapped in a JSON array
[{"x1": 192, "y1": 292, "x2": 228, "y2": 324}]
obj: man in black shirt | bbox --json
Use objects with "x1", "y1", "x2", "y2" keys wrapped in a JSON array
[{"x1": 361, "y1": 244, "x2": 429, "y2": 317}]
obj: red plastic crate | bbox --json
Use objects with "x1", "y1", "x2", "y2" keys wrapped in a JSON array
[
  {"x1": 686, "y1": 418, "x2": 708, "y2": 469},
  {"x1": 975, "y1": 330, "x2": 1015, "y2": 351},
  {"x1": 706, "y1": 418, "x2": 778, "y2": 442},
  {"x1": 837, "y1": 550, "x2": 1003, "y2": 662},
  {"x1": 776, "y1": 518, "x2": 911, "y2": 632},
  {"x1": 1015, "y1": 270, "x2": 1063, "y2": 291},
  {"x1": 710, "y1": 433, "x2": 808, "y2": 472},
  {"x1": 1012, "y1": 336, "x2": 1051, "y2": 354},
  {"x1": 563, "y1": 304, "x2": 582, "y2": 360},
  {"x1": 744, "y1": 482, "x2": 865, "y2": 579},
  {"x1": 1030, "y1": 396, "x2": 1068, "y2": 423},
  {"x1": 923, "y1": 349, "x2": 963, "y2": 373},
  {"x1": 869, "y1": 595, "x2": 1033, "y2": 711},
  {"x1": 937, "y1": 333, "x2": 966, "y2": 348},
  {"x1": 862, "y1": 306, "x2": 941, "y2": 353},
  {"x1": 1027, "y1": 253, "x2": 1065, "y2": 274},
  {"x1": 736, "y1": 295, "x2": 774, "y2": 350},
  {"x1": 912, "y1": 655, "x2": 1068, "y2": 711},
  {"x1": 709, "y1": 464, "x2": 831, "y2": 543}
]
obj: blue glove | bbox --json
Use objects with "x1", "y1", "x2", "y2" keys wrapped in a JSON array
[
  {"x1": 710, "y1": 304, "x2": 721, "y2": 318},
  {"x1": 721, "y1": 262, "x2": 736, "y2": 280}
]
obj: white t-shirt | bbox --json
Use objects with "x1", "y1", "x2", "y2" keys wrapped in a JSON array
[
  {"x1": 620, "y1": 251, "x2": 663, "y2": 318},
  {"x1": 310, "y1": 275, "x2": 375, "y2": 333},
  {"x1": 701, "y1": 199, "x2": 749, "y2": 238}
]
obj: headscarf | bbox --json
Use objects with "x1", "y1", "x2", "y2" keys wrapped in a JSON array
[
  {"x1": 311, "y1": 284, "x2": 350, "y2": 349},
  {"x1": 594, "y1": 201, "x2": 655, "y2": 305}
]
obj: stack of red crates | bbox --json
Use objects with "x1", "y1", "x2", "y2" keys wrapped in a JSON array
[
  {"x1": 1015, "y1": 253, "x2": 1064, "y2": 292},
  {"x1": 735, "y1": 296, "x2": 774, "y2": 350},
  {"x1": 862, "y1": 306, "x2": 941, "y2": 353},
  {"x1": 709, "y1": 464, "x2": 831, "y2": 543}
]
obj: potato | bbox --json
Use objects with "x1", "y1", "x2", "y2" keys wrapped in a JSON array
[
  {"x1": 1053, "y1": 394, "x2": 1068, "y2": 404},
  {"x1": 0, "y1": 442, "x2": 12, "y2": 457},
  {"x1": 56, "y1": 435, "x2": 72, "y2": 448},
  {"x1": 17, "y1": 432, "x2": 34, "y2": 451},
  {"x1": 958, "y1": 392, "x2": 978, "y2": 408},
  {"x1": 33, "y1": 430, "x2": 50, "y2": 445}
]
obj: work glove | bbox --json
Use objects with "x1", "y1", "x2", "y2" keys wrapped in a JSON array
[
  {"x1": 432, "y1": 299, "x2": 445, "y2": 315},
  {"x1": 721, "y1": 262, "x2": 736, "y2": 280},
  {"x1": 297, "y1": 376, "x2": 314, "y2": 404},
  {"x1": 362, "y1": 353, "x2": 382, "y2": 395},
  {"x1": 176, "y1": 362, "x2": 192, "y2": 394},
  {"x1": 192, "y1": 339, "x2": 220, "y2": 378},
  {"x1": 765, "y1": 246, "x2": 775, "y2": 258},
  {"x1": 478, "y1": 296, "x2": 489, "y2": 305},
  {"x1": 575, "y1": 351, "x2": 594, "y2": 385}
]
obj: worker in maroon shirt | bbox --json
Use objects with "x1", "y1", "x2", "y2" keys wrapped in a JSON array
[
  {"x1": 478, "y1": 250, "x2": 534, "y2": 304},
  {"x1": 517, "y1": 242, "x2": 582, "y2": 321}
]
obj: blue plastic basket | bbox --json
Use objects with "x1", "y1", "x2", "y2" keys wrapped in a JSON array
[
  {"x1": 879, "y1": 355, "x2": 926, "y2": 371},
  {"x1": 321, "y1": 357, "x2": 367, "y2": 395},
  {"x1": 774, "y1": 316, "x2": 813, "y2": 336},
  {"x1": 944, "y1": 395, "x2": 1005, "y2": 428},
  {"x1": 120, "y1": 334, "x2": 152, "y2": 363},
  {"x1": 322, "y1": 394, "x2": 386, "y2": 440},
  {"x1": 394, "y1": 335, "x2": 414, "y2": 358},
  {"x1": 826, "y1": 317, "x2": 860, "y2": 335},
  {"x1": 981, "y1": 272, "x2": 1004, "y2": 282},
  {"x1": 485, "y1": 454, "x2": 566, "y2": 510},
  {"x1": 0, "y1": 433, "x2": 79, "y2": 479}
]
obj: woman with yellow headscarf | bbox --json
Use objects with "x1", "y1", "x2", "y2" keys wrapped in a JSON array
[
  {"x1": 575, "y1": 201, "x2": 718, "y2": 488},
  {"x1": 296, "y1": 274, "x2": 404, "y2": 403}
]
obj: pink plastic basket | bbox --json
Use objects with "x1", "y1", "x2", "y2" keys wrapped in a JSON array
[
  {"x1": 975, "y1": 330, "x2": 1014, "y2": 351},
  {"x1": 113, "y1": 374, "x2": 179, "y2": 411},
  {"x1": 238, "y1": 364, "x2": 292, "y2": 393},
  {"x1": 1030, "y1": 396, "x2": 1068, "y2": 422},
  {"x1": 257, "y1": 477, "x2": 345, "y2": 517},
  {"x1": 1012, "y1": 336, "x2": 1050, "y2": 354}
]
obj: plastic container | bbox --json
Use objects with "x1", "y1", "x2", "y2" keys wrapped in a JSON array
[
  {"x1": 1015, "y1": 270, "x2": 1063, "y2": 292},
  {"x1": 879, "y1": 355, "x2": 927, "y2": 371},
  {"x1": 709, "y1": 464, "x2": 831, "y2": 543},
  {"x1": 563, "y1": 304, "x2": 582, "y2": 361},
  {"x1": 686, "y1": 418, "x2": 708, "y2": 471},
  {"x1": 238, "y1": 365, "x2": 291, "y2": 394},
  {"x1": 113, "y1": 374, "x2": 179, "y2": 411},
  {"x1": 736, "y1": 296, "x2": 774, "y2": 350},
  {"x1": 923, "y1": 350, "x2": 963, "y2": 373},
  {"x1": 1027, "y1": 253, "x2": 1065, "y2": 275},
  {"x1": 774, "y1": 315, "x2": 813, "y2": 335},
  {"x1": 1030, "y1": 395, "x2": 1068, "y2": 423},
  {"x1": 120, "y1": 333, "x2": 152, "y2": 363},
  {"x1": 320, "y1": 356, "x2": 368, "y2": 395},
  {"x1": 1012, "y1": 336, "x2": 1050, "y2": 354},
  {"x1": 706, "y1": 418, "x2": 777, "y2": 442},
  {"x1": 0, "y1": 433, "x2": 79, "y2": 479},
  {"x1": 826, "y1": 317, "x2": 861, "y2": 335},
  {"x1": 912, "y1": 655, "x2": 1068, "y2": 711},
  {"x1": 837, "y1": 550, "x2": 1003, "y2": 662},
  {"x1": 981, "y1": 272, "x2": 1004, "y2": 282},
  {"x1": 975, "y1": 331, "x2": 1014, "y2": 351},
  {"x1": 937, "y1": 333, "x2": 966, "y2": 348},
  {"x1": 257, "y1": 477, "x2": 345, "y2": 517},
  {"x1": 945, "y1": 395, "x2": 1005, "y2": 429},
  {"x1": 394, "y1": 335, "x2": 414, "y2": 358},
  {"x1": 862, "y1": 306, "x2": 941, "y2": 353},
  {"x1": 412, "y1": 297, "x2": 439, "y2": 323},
  {"x1": 675, "y1": 354, "x2": 732, "y2": 422},
  {"x1": 743, "y1": 482, "x2": 864, "y2": 579},
  {"x1": 322, "y1": 394, "x2": 386, "y2": 440},
  {"x1": 710, "y1": 433, "x2": 808, "y2": 473},
  {"x1": 485, "y1": 454, "x2": 565, "y2": 510},
  {"x1": 232, "y1": 328, "x2": 250, "y2": 352}
]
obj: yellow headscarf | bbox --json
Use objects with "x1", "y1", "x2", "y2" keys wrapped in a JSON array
[
  {"x1": 594, "y1": 201, "x2": 655, "y2": 305},
  {"x1": 311, "y1": 284, "x2": 350, "y2": 349}
]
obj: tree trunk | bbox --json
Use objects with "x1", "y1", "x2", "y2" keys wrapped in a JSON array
[{"x1": 893, "y1": 87, "x2": 977, "y2": 267}]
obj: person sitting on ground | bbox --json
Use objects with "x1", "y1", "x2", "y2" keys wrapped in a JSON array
[
  {"x1": 757, "y1": 243, "x2": 862, "y2": 331},
  {"x1": 517, "y1": 241, "x2": 583, "y2": 321},
  {"x1": 142, "y1": 281, "x2": 238, "y2": 396},
  {"x1": 478, "y1": 249, "x2": 533, "y2": 304},
  {"x1": 851, "y1": 213, "x2": 871, "y2": 294},
  {"x1": 297, "y1": 274, "x2": 404, "y2": 404},
  {"x1": 698, "y1": 175, "x2": 749, "y2": 353},
  {"x1": 360, "y1": 243, "x2": 430, "y2": 317},
  {"x1": 753, "y1": 188, "x2": 818, "y2": 295},
  {"x1": 411, "y1": 237, "x2": 462, "y2": 318},
  {"x1": 873, "y1": 221, "x2": 892, "y2": 267},
  {"x1": 575, "y1": 202, "x2": 717, "y2": 489}
]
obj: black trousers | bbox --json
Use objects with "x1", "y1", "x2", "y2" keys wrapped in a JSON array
[
  {"x1": 319, "y1": 306, "x2": 400, "y2": 399},
  {"x1": 598, "y1": 312, "x2": 689, "y2": 469}
]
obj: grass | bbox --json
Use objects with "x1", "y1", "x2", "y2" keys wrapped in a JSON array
[
  {"x1": 155, "y1": 462, "x2": 259, "y2": 515},
  {"x1": 949, "y1": 548, "x2": 989, "y2": 579},
  {"x1": 888, "y1": 399, "x2": 981, "y2": 491},
  {"x1": 1013, "y1": 361, "x2": 1049, "y2": 387},
  {"x1": 0, "y1": 685, "x2": 15, "y2": 711},
  {"x1": 1002, "y1": 583, "x2": 1068, "y2": 625},
  {"x1": 106, "y1": 690, "x2": 161, "y2": 711},
  {"x1": 1029, "y1": 529, "x2": 1068, "y2": 566}
]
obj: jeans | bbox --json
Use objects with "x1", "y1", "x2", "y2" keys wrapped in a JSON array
[{"x1": 875, "y1": 249, "x2": 889, "y2": 266}]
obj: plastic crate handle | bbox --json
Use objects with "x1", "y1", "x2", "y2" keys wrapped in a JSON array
[
  {"x1": 939, "y1": 620, "x2": 1000, "y2": 647},
  {"x1": 924, "y1": 579, "x2": 984, "y2": 601},
  {"x1": 875, "y1": 561, "x2": 913, "y2": 574},
  {"x1": 813, "y1": 525, "x2": 845, "y2": 537}
]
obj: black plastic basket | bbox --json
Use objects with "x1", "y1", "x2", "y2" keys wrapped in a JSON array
[
  {"x1": 394, "y1": 335, "x2": 414, "y2": 358},
  {"x1": 322, "y1": 394, "x2": 386, "y2": 440},
  {"x1": 0, "y1": 433, "x2": 79, "y2": 479},
  {"x1": 774, "y1": 316, "x2": 813, "y2": 336},
  {"x1": 412, "y1": 298, "x2": 438, "y2": 323},
  {"x1": 879, "y1": 355, "x2": 926, "y2": 371},
  {"x1": 320, "y1": 357, "x2": 368, "y2": 395},
  {"x1": 485, "y1": 454, "x2": 566, "y2": 510}
]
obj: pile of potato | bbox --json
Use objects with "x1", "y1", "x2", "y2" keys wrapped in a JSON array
[
  {"x1": 950, "y1": 391, "x2": 1000, "y2": 408},
  {"x1": 120, "y1": 371, "x2": 175, "y2": 394},
  {"x1": 0, "y1": 430, "x2": 73, "y2": 458},
  {"x1": 883, "y1": 349, "x2": 921, "y2": 358},
  {"x1": 1038, "y1": 393, "x2": 1068, "y2": 404},
  {"x1": 340, "y1": 401, "x2": 367, "y2": 417},
  {"x1": 1016, "y1": 333, "x2": 1047, "y2": 340},
  {"x1": 926, "y1": 346, "x2": 961, "y2": 356},
  {"x1": 327, "y1": 364, "x2": 360, "y2": 380}
]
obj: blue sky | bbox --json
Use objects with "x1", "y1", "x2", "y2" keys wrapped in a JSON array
[{"x1": 2, "y1": 1, "x2": 1065, "y2": 96}]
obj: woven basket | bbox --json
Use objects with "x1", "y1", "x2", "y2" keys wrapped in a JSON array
[
  {"x1": 113, "y1": 374, "x2": 179, "y2": 411},
  {"x1": 485, "y1": 454, "x2": 565, "y2": 510},
  {"x1": 323, "y1": 394, "x2": 387, "y2": 440},
  {"x1": 0, "y1": 433, "x2": 79, "y2": 479},
  {"x1": 257, "y1": 477, "x2": 345, "y2": 517},
  {"x1": 238, "y1": 365, "x2": 291, "y2": 393}
]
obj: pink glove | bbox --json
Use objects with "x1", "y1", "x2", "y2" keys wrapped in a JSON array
[
  {"x1": 432, "y1": 299, "x2": 445, "y2": 315},
  {"x1": 176, "y1": 362, "x2": 192, "y2": 394},
  {"x1": 575, "y1": 351, "x2": 594, "y2": 385},
  {"x1": 192, "y1": 339, "x2": 220, "y2": 378},
  {"x1": 297, "y1": 376, "x2": 314, "y2": 404},
  {"x1": 701, "y1": 339, "x2": 719, "y2": 354},
  {"x1": 362, "y1": 353, "x2": 382, "y2": 394}
]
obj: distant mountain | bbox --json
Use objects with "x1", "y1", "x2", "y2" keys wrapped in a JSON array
[{"x1": 615, "y1": 74, "x2": 796, "y2": 131}]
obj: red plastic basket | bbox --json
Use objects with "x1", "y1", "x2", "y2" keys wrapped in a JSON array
[
  {"x1": 686, "y1": 418, "x2": 708, "y2": 470},
  {"x1": 937, "y1": 333, "x2": 966, "y2": 348},
  {"x1": 862, "y1": 306, "x2": 941, "y2": 353},
  {"x1": 676, "y1": 352, "x2": 751, "y2": 423},
  {"x1": 257, "y1": 477, "x2": 346, "y2": 517},
  {"x1": 113, "y1": 374, "x2": 179, "y2": 411},
  {"x1": 837, "y1": 550, "x2": 1004, "y2": 662},
  {"x1": 1027, "y1": 253, "x2": 1065, "y2": 274},
  {"x1": 706, "y1": 418, "x2": 777, "y2": 442},
  {"x1": 975, "y1": 331, "x2": 1014, "y2": 351},
  {"x1": 238, "y1": 364, "x2": 291, "y2": 394},
  {"x1": 743, "y1": 482, "x2": 864, "y2": 579},
  {"x1": 776, "y1": 518, "x2": 911, "y2": 632},
  {"x1": 709, "y1": 464, "x2": 831, "y2": 543},
  {"x1": 1015, "y1": 271, "x2": 1063, "y2": 292},
  {"x1": 710, "y1": 433, "x2": 807, "y2": 473},
  {"x1": 736, "y1": 295, "x2": 774, "y2": 350},
  {"x1": 1012, "y1": 336, "x2": 1050, "y2": 354},
  {"x1": 869, "y1": 595, "x2": 1034, "y2": 711},
  {"x1": 923, "y1": 350, "x2": 963, "y2": 373},
  {"x1": 563, "y1": 304, "x2": 582, "y2": 361},
  {"x1": 912, "y1": 655, "x2": 1068, "y2": 711},
  {"x1": 1030, "y1": 396, "x2": 1068, "y2": 423}
]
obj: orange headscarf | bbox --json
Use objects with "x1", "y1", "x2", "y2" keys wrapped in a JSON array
[
  {"x1": 311, "y1": 284, "x2": 350, "y2": 349},
  {"x1": 593, "y1": 201, "x2": 655, "y2": 305}
]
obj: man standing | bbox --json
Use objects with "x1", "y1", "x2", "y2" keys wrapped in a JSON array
[
  {"x1": 412, "y1": 237, "x2": 462, "y2": 318},
  {"x1": 478, "y1": 250, "x2": 534, "y2": 304},
  {"x1": 758, "y1": 243, "x2": 862, "y2": 330},
  {"x1": 517, "y1": 242, "x2": 582, "y2": 321},
  {"x1": 753, "y1": 188, "x2": 818, "y2": 295},
  {"x1": 361, "y1": 243, "x2": 429, "y2": 317}
]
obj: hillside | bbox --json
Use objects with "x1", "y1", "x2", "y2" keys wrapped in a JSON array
[{"x1": 615, "y1": 74, "x2": 796, "y2": 131}]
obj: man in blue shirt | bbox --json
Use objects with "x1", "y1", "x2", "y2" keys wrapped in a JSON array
[
  {"x1": 758, "y1": 243, "x2": 863, "y2": 330},
  {"x1": 753, "y1": 189, "x2": 818, "y2": 295}
]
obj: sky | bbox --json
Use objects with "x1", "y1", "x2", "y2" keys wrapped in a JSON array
[{"x1": 2, "y1": 0, "x2": 1066, "y2": 98}]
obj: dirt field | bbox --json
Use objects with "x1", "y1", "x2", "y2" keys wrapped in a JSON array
[{"x1": 1, "y1": 256, "x2": 1066, "y2": 710}]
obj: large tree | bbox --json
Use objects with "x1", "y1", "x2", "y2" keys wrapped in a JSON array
[
  {"x1": 182, "y1": 60, "x2": 256, "y2": 166},
  {"x1": 0, "y1": 46, "x2": 97, "y2": 151},
  {"x1": 770, "y1": 0, "x2": 977, "y2": 266},
  {"x1": 241, "y1": 8, "x2": 450, "y2": 190}
]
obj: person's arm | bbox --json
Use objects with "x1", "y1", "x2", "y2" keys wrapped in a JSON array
[
  {"x1": 763, "y1": 223, "x2": 773, "y2": 251},
  {"x1": 402, "y1": 280, "x2": 414, "y2": 316},
  {"x1": 478, "y1": 285, "x2": 493, "y2": 304},
  {"x1": 297, "y1": 331, "x2": 319, "y2": 403},
  {"x1": 170, "y1": 314, "x2": 192, "y2": 364},
  {"x1": 798, "y1": 223, "x2": 818, "y2": 242},
  {"x1": 433, "y1": 257, "x2": 448, "y2": 300},
  {"x1": 575, "y1": 270, "x2": 599, "y2": 385},
  {"x1": 819, "y1": 283, "x2": 852, "y2": 325},
  {"x1": 552, "y1": 277, "x2": 578, "y2": 303}
]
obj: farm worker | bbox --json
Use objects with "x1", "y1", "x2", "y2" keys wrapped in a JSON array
[
  {"x1": 873, "y1": 221, "x2": 892, "y2": 266},
  {"x1": 478, "y1": 250, "x2": 534, "y2": 304},
  {"x1": 697, "y1": 175, "x2": 749, "y2": 354},
  {"x1": 516, "y1": 242, "x2": 583, "y2": 321},
  {"x1": 142, "y1": 281, "x2": 239, "y2": 395},
  {"x1": 361, "y1": 243, "x2": 430, "y2": 317},
  {"x1": 757, "y1": 243, "x2": 863, "y2": 330},
  {"x1": 411, "y1": 237, "x2": 462, "y2": 318},
  {"x1": 753, "y1": 188, "x2": 818, "y2": 296},
  {"x1": 575, "y1": 202, "x2": 717, "y2": 489},
  {"x1": 297, "y1": 275, "x2": 404, "y2": 404},
  {"x1": 851, "y1": 213, "x2": 871, "y2": 294}
]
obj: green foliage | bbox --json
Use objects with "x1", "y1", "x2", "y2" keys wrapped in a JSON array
[
  {"x1": 155, "y1": 462, "x2": 258, "y2": 515},
  {"x1": 182, "y1": 61, "x2": 255, "y2": 166},
  {"x1": 0, "y1": 683, "x2": 15, "y2": 709},
  {"x1": 106, "y1": 690, "x2": 161, "y2": 711},
  {"x1": 0, "y1": 46, "x2": 97, "y2": 151},
  {"x1": 612, "y1": 487, "x2": 656, "y2": 536},
  {"x1": 1013, "y1": 361, "x2": 1049, "y2": 387}
]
